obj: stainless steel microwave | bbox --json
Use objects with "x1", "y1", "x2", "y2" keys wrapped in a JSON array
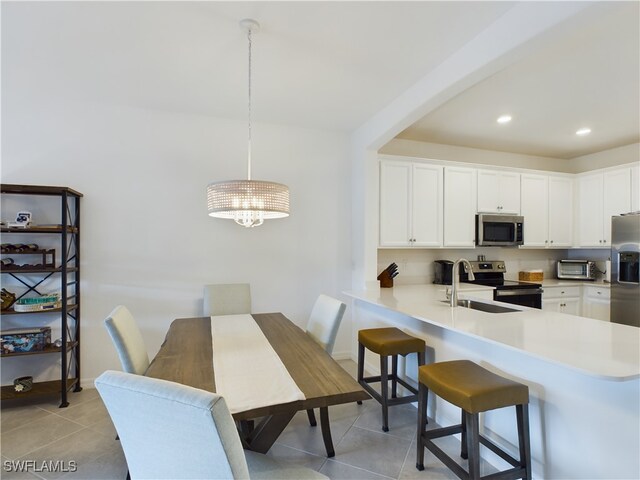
[
  {"x1": 557, "y1": 260, "x2": 597, "y2": 280},
  {"x1": 475, "y1": 213, "x2": 524, "y2": 246}
]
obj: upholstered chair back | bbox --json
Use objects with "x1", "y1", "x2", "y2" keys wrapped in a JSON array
[
  {"x1": 204, "y1": 283, "x2": 252, "y2": 316},
  {"x1": 95, "y1": 371, "x2": 250, "y2": 479},
  {"x1": 305, "y1": 294, "x2": 346, "y2": 354},
  {"x1": 104, "y1": 305, "x2": 149, "y2": 375}
]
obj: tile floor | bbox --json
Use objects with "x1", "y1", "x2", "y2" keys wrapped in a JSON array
[{"x1": 1, "y1": 361, "x2": 498, "y2": 479}]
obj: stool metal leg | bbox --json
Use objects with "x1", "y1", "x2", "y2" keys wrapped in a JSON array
[
  {"x1": 517, "y1": 404, "x2": 532, "y2": 480},
  {"x1": 357, "y1": 342, "x2": 365, "y2": 405},
  {"x1": 466, "y1": 413, "x2": 481, "y2": 480},
  {"x1": 380, "y1": 354, "x2": 389, "y2": 432},
  {"x1": 391, "y1": 354, "x2": 398, "y2": 398},
  {"x1": 357, "y1": 342, "x2": 365, "y2": 382},
  {"x1": 460, "y1": 410, "x2": 468, "y2": 460},
  {"x1": 416, "y1": 382, "x2": 428, "y2": 471}
]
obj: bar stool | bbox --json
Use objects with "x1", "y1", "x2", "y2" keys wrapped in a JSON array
[
  {"x1": 357, "y1": 327, "x2": 425, "y2": 432},
  {"x1": 416, "y1": 360, "x2": 531, "y2": 480}
]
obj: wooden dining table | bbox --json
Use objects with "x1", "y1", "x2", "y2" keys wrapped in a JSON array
[{"x1": 145, "y1": 312, "x2": 369, "y2": 455}]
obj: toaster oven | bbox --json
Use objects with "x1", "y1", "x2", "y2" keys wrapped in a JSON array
[{"x1": 557, "y1": 260, "x2": 597, "y2": 280}]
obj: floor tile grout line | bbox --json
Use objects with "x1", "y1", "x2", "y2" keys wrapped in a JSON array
[
  {"x1": 1, "y1": 407, "x2": 57, "y2": 437},
  {"x1": 10, "y1": 426, "x2": 90, "y2": 462},
  {"x1": 348, "y1": 422, "x2": 416, "y2": 442},
  {"x1": 399, "y1": 426, "x2": 417, "y2": 480},
  {"x1": 321, "y1": 457, "x2": 397, "y2": 480},
  {"x1": 44, "y1": 410, "x2": 98, "y2": 428}
]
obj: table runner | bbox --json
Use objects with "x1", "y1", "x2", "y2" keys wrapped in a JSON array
[{"x1": 210, "y1": 314, "x2": 306, "y2": 414}]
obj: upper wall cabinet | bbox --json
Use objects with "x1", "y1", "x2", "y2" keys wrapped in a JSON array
[
  {"x1": 379, "y1": 160, "x2": 443, "y2": 247},
  {"x1": 577, "y1": 168, "x2": 632, "y2": 247},
  {"x1": 521, "y1": 174, "x2": 573, "y2": 247},
  {"x1": 444, "y1": 166, "x2": 477, "y2": 247},
  {"x1": 477, "y1": 170, "x2": 520, "y2": 214},
  {"x1": 632, "y1": 164, "x2": 639, "y2": 212}
]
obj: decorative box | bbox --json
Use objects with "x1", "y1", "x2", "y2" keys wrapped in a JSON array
[
  {"x1": 1, "y1": 327, "x2": 51, "y2": 354},
  {"x1": 519, "y1": 270, "x2": 544, "y2": 282},
  {"x1": 13, "y1": 294, "x2": 61, "y2": 312}
]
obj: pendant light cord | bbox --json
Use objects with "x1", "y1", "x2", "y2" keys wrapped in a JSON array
[{"x1": 247, "y1": 27, "x2": 252, "y2": 181}]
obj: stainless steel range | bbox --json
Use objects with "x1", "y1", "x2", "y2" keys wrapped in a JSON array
[{"x1": 460, "y1": 260, "x2": 543, "y2": 309}]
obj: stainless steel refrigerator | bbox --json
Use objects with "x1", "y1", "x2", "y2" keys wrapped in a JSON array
[{"x1": 611, "y1": 213, "x2": 640, "y2": 327}]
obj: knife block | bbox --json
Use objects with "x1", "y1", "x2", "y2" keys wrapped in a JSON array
[{"x1": 377, "y1": 270, "x2": 394, "y2": 288}]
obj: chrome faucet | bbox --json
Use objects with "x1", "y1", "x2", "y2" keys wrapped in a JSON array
[{"x1": 450, "y1": 258, "x2": 475, "y2": 307}]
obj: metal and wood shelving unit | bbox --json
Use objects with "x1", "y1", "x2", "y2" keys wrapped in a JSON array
[{"x1": 1, "y1": 184, "x2": 82, "y2": 407}]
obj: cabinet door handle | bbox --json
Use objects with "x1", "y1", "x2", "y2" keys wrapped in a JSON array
[{"x1": 550, "y1": 240, "x2": 554, "y2": 244}]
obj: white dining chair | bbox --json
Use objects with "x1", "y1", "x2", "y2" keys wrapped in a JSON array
[
  {"x1": 304, "y1": 294, "x2": 347, "y2": 457},
  {"x1": 96, "y1": 370, "x2": 328, "y2": 480},
  {"x1": 204, "y1": 283, "x2": 251, "y2": 316},
  {"x1": 104, "y1": 305, "x2": 149, "y2": 375},
  {"x1": 305, "y1": 294, "x2": 346, "y2": 354}
]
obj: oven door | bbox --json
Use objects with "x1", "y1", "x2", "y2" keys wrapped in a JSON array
[{"x1": 494, "y1": 287, "x2": 543, "y2": 309}]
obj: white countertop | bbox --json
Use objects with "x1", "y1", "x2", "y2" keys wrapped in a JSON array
[
  {"x1": 344, "y1": 284, "x2": 639, "y2": 381},
  {"x1": 539, "y1": 279, "x2": 610, "y2": 288}
]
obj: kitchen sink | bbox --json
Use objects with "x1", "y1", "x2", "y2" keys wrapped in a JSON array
[{"x1": 441, "y1": 299, "x2": 520, "y2": 313}]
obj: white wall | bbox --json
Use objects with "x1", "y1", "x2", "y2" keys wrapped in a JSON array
[
  {"x1": 380, "y1": 138, "x2": 572, "y2": 173},
  {"x1": 1, "y1": 99, "x2": 353, "y2": 385},
  {"x1": 381, "y1": 138, "x2": 640, "y2": 174},
  {"x1": 378, "y1": 248, "x2": 570, "y2": 285},
  {"x1": 570, "y1": 142, "x2": 640, "y2": 173}
]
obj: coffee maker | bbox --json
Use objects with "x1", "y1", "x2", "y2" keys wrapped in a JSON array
[{"x1": 434, "y1": 260, "x2": 454, "y2": 285}]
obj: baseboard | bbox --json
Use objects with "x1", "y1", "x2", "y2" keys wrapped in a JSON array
[{"x1": 331, "y1": 350, "x2": 352, "y2": 361}]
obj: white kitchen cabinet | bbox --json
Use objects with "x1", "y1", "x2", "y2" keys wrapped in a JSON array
[
  {"x1": 444, "y1": 166, "x2": 477, "y2": 247},
  {"x1": 577, "y1": 168, "x2": 631, "y2": 247},
  {"x1": 603, "y1": 169, "x2": 632, "y2": 244},
  {"x1": 521, "y1": 174, "x2": 573, "y2": 247},
  {"x1": 477, "y1": 170, "x2": 520, "y2": 214},
  {"x1": 548, "y1": 176, "x2": 574, "y2": 247},
  {"x1": 632, "y1": 164, "x2": 639, "y2": 212},
  {"x1": 379, "y1": 160, "x2": 443, "y2": 247},
  {"x1": 582, "y1": 285, "x2": 610, "y2": 322},
  {"x1": 542, "y1": 286, "x2": 581, "y2": 315}
]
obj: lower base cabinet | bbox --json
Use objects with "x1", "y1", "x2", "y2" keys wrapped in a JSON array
[
  {"x1": 542, "y1": 286, "x2": 581, "y2": 316},
  {"x1": 543, "y1": 284, "x2": 611, "y2": 321},
  {"x1": 582, "y1": 286, "x2": 610, "y2": 322}
]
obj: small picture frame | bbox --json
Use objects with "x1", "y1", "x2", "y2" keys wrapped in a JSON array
[
  {"x1": 8, "y1": 211, "x2": 32, "y2": 228},
  {"x1": 15, "y1": 212, "x2": 32, "y2": 225}
]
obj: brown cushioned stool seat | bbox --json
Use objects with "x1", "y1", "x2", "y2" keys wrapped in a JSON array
[
  {"x1": 416, "y1": 360, "x2": 531, "y2": 480},
  {"x1": 357, "y1": 328, "x2": 425, "y2": 432},
  {"x1": 359, "y1": 328, "x2": 426, "y2": 357}
]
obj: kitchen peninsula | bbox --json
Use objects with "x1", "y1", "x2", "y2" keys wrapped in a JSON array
[{"x1": 345, "y1": 284, "x2": 640, "y2": 479}]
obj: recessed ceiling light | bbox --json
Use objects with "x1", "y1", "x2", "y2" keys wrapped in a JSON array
[
  {"x1": 576, "y1": 127, "x2": 591, "y2": 136},
  {"x1": 497, "y1": 115, "x2": 512, "y2": 124}
]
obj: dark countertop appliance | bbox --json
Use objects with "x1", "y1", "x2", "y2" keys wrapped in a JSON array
[
  {"x1": 434, "y1": 260, "x2": 454, "y2": 285},
  {"x1": 460, "y1": 260, "x2": 543, "y2": 309}
]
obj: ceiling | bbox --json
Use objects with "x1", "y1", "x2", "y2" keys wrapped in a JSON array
[
  {"x1": 2, "y1": 2, "x2": 638, "y2": 160},
  {"x1": 396, "y1": 2, "x2": 640, "y2": 159}
]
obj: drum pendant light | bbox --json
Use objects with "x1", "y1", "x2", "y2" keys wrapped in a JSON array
[{"x1": 207, "y1": 19, "x2": 290, "y2": 228}]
